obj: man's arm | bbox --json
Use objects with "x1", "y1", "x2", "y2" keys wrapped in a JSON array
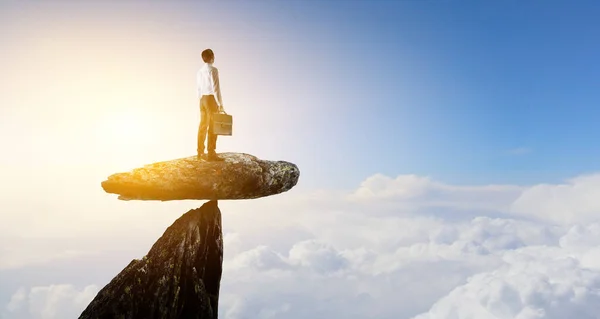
[{"x1": 211, "y1": 68, "x2": 224, "y2": 111}]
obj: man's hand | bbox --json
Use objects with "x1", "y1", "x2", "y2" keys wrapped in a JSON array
[{"x1": 218, "y1": 105, "x2": 226, "y2": 114}]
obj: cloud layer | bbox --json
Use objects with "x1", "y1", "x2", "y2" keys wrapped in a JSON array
[
  {"x1": 4, "y1": 285, "x2": 98, "y2": 319},
  {"x1": 4, "y1": 173, "x2": 600, "y2": 318}
]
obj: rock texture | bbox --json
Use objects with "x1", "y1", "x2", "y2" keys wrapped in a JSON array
[
  {"x1": 101, "y1": 152, "x2": 300, "y2": 201},
  {"x1": 79, "y1": 201, "x2": 223, "y2": 319}
]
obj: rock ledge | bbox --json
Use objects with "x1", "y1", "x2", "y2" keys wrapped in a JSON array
[{"x1": 101, "y1": 152, "x2": 299, "y2": 201}]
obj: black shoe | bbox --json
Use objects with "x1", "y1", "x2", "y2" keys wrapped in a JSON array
[{"x1": 197, "y1": 152, "x2": 206, "y2": 160}]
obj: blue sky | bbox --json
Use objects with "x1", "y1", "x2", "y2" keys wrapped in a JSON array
[
  {"x1": 228, "y1": 0, "x2": 600, "y2": 187},
  {"x1": 278, "y1": 0, "x2": 600, "y2": 187}
]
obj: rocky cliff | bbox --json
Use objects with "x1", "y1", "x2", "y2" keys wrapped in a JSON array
[
  {"x1": 80, "y1": 201, "x2": 223, "y2": 319},
  {"x1": 81, "y1": 153, "x2": 299, "y2": 318}
]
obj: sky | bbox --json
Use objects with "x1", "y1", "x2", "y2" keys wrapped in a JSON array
[{"x1": 2, "y1": 0, "x2": 600, "y2": 318}]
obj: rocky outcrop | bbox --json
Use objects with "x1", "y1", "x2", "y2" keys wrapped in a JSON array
[
  {"x1": 83, "y1": 152, "x2": 300, "y2": 318},
  {"x1": 79, "y1": 201, "x2": 223, "y2": 319},
  {"x1": 101, "y1": 152, "x2": 300, "y2": 201}
]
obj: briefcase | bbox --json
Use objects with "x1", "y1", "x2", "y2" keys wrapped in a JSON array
[{"x1": 212, "y1": 112, "x2": 232, "y2": 136}]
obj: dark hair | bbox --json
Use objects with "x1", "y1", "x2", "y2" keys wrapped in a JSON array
[{"x1": 201, "y1": 49, "x2": 214, "y2": 63}]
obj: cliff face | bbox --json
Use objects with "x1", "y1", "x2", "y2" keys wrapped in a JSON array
[{"x1": 79, "y1": 201, "x2": 223, "y2": 319}]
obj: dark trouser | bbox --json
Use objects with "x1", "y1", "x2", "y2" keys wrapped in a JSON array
[{"x1": 197, "y1": 95, "x2": 218, "y2": 154}]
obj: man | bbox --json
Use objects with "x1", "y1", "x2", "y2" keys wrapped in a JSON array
[{"x1": 196, "y1": 48, "x2": 225, "y2": 161}]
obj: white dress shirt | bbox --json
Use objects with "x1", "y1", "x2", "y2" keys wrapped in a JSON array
[{"x1": 196, "y1": 63, "x2": 223, "y2": 108}]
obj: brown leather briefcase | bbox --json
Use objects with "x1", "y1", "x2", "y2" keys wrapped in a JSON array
[{"x1": 212, "y1": 112, "x2": 232, "y2": 136}]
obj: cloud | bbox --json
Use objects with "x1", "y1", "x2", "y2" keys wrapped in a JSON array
[
  {"x1": 5, "y1": 172, "x2": 600, "y2": 318},
  {"x1": 212, "y1": 172, "x2": 600, "y2": 318},
  {"x1": 352, "y1": 174, "x2": 434, "y2": 200},
  {"x1": 287, "y1": 240, "x2": 349, "y2": 274},
  {"x1": 226, "y1": 245, "x2": 290, "y2": 272},
  {"x1": 343, "y1": 172, "x2": 600, "y2": 225},
  {"x1": 216, "y1": 217, "x2": 600, "y2": 319},
  {"x1": 510, "y1": 174, "x2": 600, "y2": 224},
  {"x1": 412, "y1": 245, "x2": 600, "y2": 319},
  {"x1": 346, "y1": 173, "x2": 524, "y2": 215},
  {"x1": 3, "y1": 284, "x2": 98, "y2": 319},
  {"x1": 5, "y1": 288, "x2": 26, "y2": 313},
  {"x1": 0, "y1": 241, "x2": 100, "y2": 271}
]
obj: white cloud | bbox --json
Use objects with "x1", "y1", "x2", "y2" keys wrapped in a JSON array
[
  {"x1": 412, "y1": 246, "x2": 600, "y2": 319},
  {"x1": 287, "y1": 240, "x2": 349, "y2": 274},
  {"x1": 352, "y1": 174, "x2": 434, "y2": 200},
  {"x1": 0, "y1": 242, "x2": 100, "y2": 271},
  {"x1": 347, "y1": 173, "x2": 524, "y2": 214},
  {"x1": 5, "y1": 172, "x2": 600, "y2": 318},
  {"x1": 216, "y1": 215, "x2": 600, "y2": 319},
  {"x1": 5, "y1": 288, "x2": 26, "y2": 313},
  {"x1": 3, "y1": 284, "x2": 98, "y2": 319},
  {"x1": 226, "y1": 245, "x2": 289, "y2": 272},
  {"x1": 510, "y1": 174, "x2": 600, "y2": 224},
  {"x1": 344, "y1": 172, "x2": 600, "y2": 225},
  {"x1": 213, "y1": 172, "x2": 600, "y2": 318}
]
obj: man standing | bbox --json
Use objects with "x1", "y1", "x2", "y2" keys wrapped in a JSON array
[{"x1": 197, "y1": 48, "x2": 225, "y2": 161}]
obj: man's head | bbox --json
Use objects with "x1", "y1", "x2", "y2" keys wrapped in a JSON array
[{"x1": 201, "y1": 49, "x2": 215, "y2": 63}]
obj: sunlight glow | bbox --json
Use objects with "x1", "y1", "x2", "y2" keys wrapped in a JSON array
[
  {"x1": 99, "y1": 109, "x2": 153, "y2": 145},
  {"x1": 93, "y1": 106, "x2": 164, "y2": 167}
]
